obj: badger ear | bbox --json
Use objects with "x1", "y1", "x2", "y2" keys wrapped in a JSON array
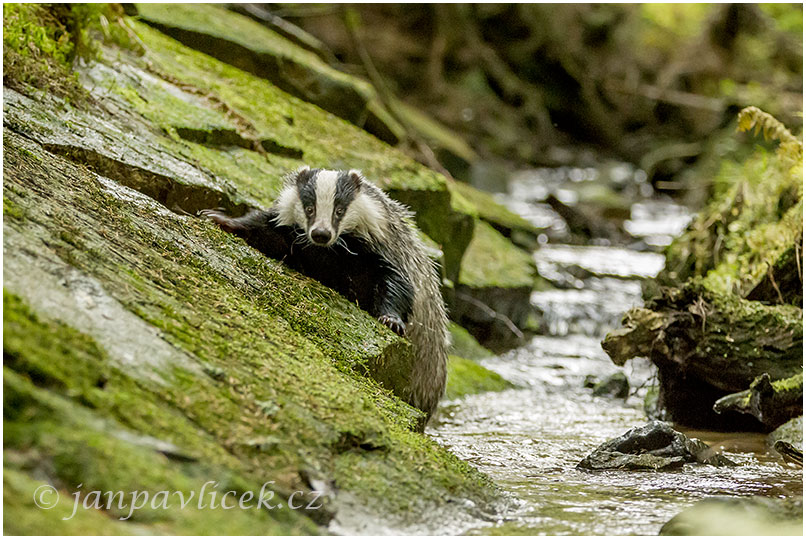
[
  {"x1": 293, "y1": 166, "x2": 313, "y2": 189},
  {"x1": 347, "y1": 169, "x2": 363, "y2": 191}
]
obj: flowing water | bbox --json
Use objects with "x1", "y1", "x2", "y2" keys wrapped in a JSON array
[{"x1": 427, "y1": 165, "x2": 802, "y2": 535}]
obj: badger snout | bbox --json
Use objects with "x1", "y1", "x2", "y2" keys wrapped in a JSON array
[{"x1": 310, "y1": 227, "x2": 332, "y2": 245}]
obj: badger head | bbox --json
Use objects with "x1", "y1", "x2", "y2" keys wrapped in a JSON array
[{"x1": 274, "y1": 166, "x2": 385, "y2": 247}]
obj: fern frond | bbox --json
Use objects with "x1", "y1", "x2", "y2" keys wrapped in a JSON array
[{"x1": 737, "y1": 106, "x2": 803, "y2": 162}]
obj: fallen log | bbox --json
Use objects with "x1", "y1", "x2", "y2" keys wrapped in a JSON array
[
  {"x1": 602, "y1": 283, "x2": 802, "y2": 431},
  {"x1": 713, "y1": 372, "x2": 803, "y2": 430}
]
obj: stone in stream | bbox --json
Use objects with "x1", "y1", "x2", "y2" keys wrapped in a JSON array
[
  {"x1": 577, "y1": 421, "x2": 734, "y2": 471},
  {"x1": 591, "y1": 372, "x2": 629, "y2": 399},
  {"x1": 769, "y1": 416, "x2": 804, "y2": 466},
  {"x1": 660, "y1": 496, "x2": 803, "y2": 536}
]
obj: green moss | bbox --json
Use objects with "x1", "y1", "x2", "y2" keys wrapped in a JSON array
[
  {"x1": 3, "y1": 292, "x2": 319, "y2": 533},
  {"x1": 445, "y1": 355, "x2": 514, "y2": 400},
  {"x1": 4, "y1": 374, "x2": 318, "y2": 534},
  {"x1": 3, "y1": 3, "x2": 138, "y2": 101},
  {"x1": 4, "y1": 290, "x2": 108, "y2": 396},
  {"x1": 448, "y1": 322, "x2": 493, "y2": 361},
  {"x1": 459, "y1": 220, "x2": 537, "y2": 289},
  {"x1": 771, "y1": 371, "x2": 803, "y2": 392},
  {"x1": 3, "y1": 4, "x2": 75, "y2": 65},
  {"x1": 134, "y1": 4, "x2": 404, "y2": 145},
  {"x1": 2, "y1": 3, "x2": 82, "y2": 99},
  {"x1": 662, "y1": 128, "x2": 803, "y2": 297},
  {"x1": 3, "y1": 196, "x2": 25, "y2": 220},
  {"x1": 4, "y1": 467, "x2": 133, "y2": 535},
  {"x1": 131, "y1": 21, "x2": 441, "y2": 192},
  {"x1": 112, "y1": 83, "x2": 236, "y2": 135}
]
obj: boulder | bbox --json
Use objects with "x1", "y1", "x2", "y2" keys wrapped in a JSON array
[
  {"x1": 452, "y1": 220, "x2": 537, "y2": 348},
  {"x1": 578, "y1": 421, "x2": 734, "y2": 471},
  {"x1": 660, "y1": 496, "x2": 803, "y2": 536},
  {"x1": 591, "y1": 372, "x2": 629, "y2": 399}
]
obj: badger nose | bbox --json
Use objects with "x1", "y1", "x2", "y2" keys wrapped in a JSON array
[{"x1": 310, "y1": 228, "x2": 332, "y2": 245}]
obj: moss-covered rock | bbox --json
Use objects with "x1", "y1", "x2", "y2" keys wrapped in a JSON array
[
  {"x1": 458, "y1": 221, "x2": 536, "y2": 290},
  {"x1": 3, "y1": 123, "x2": 500, "y2": 532},
  {"x1": 443, "y1": 324, "x2": 512, "y2": 400},
  {"x1": 448, "y1": 322, "x2": 493, "y2": 361},
  {"x1": 445, "y1": 356, "x2": 514, "y2": 400},
  {"x1": 2, "y1": 5, "x2": 513, "y2": 525},
  {"x1": 452, "y1": 220, "x2": 537, "y2": 347},
  {"x1": 660, "y1": 496, "x2": 803, "y2": 536},
  {"x1": 135, "y1": 3, "x2": 404, "y2": 145}
]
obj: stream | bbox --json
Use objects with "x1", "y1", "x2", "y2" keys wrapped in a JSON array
[{"x1": 427, "y1": 164, "x2": 803, "y2": 535}]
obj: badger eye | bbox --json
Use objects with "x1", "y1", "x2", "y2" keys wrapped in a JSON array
[
  {"x1": 304, "y1": 206, "x2": 315, "y2": 216},
  {"x1": 335, "y1": 207, "x2": 345, "y2": 218}
]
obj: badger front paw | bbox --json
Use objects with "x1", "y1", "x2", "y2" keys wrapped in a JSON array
[
  {"x1": 199, "y1": 209, "x2": 236, "y2": 232},
  {"x1": 379, "y1": 314, "x2": 406, "y2": 336}
]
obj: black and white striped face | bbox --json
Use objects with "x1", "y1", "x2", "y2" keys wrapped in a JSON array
[{"x1": 275, "y1": 167, "x2": 379, "y2": 247}]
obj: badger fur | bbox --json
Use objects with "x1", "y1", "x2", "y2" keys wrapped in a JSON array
[{"x1": 201, "y1": 167, "x2": 448, "y2": 429}]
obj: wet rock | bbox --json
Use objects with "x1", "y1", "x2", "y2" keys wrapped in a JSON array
[
  {"x1": 591, "y1": 372, "x2": 629, "y2": 399},
  {"x1": 769, "y1": 416, "x2": 803, "y2": 466},
  {"x1": 660, "y1": 496, "x2": 803, "y2": 536},
  {"x1": 577, "y1": 421, "x2": 734, "y2": 471}
]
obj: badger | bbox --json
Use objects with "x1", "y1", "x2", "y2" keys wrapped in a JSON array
[{"x1": 200, "y1": 166, "x2": 448, "y2": 430}]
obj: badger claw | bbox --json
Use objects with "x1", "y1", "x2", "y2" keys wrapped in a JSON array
[
  {"x1": 379, "y1": 314, "x2": 406, "y2": 336},
  {"x1": 199, "y1": 209, "x2": 235, "y2": 231}
]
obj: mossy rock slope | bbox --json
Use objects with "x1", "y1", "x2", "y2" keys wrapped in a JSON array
[{"x1": 2, "y1": 4, "x2": 510, "y2": 534}]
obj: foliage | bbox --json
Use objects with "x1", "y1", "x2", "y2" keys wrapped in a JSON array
[
  {"x1": 660, "y1": 108, "x2": 802, "y2": 298},
  {"x1": 737, "y1": 106, "x2": 803, "y2": 163},
  {"x1": 286, "y1": 4, "x2": 802, "y2": 172}
]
